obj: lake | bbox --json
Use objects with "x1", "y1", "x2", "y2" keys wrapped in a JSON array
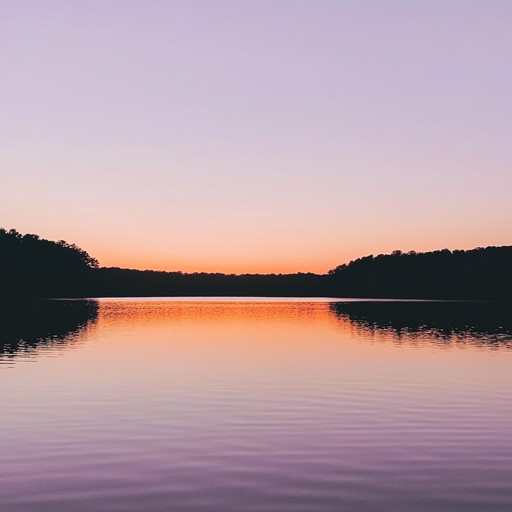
[{"x1": 1, "y1": 298, "x2": 511, "y2": 512}]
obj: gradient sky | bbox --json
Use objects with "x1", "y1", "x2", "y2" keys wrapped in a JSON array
[{"x1": 1, "y1": 1, "x2": 511, "y2": 273}]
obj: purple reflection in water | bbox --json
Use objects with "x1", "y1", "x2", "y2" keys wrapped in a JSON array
[{"x1": 1, "y1": 299, "x2": 511, "y2": 512}]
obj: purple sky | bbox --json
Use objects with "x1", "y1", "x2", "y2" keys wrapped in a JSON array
[{"x1": 1, "y1": 1, "x2": 511, "y2": 272}]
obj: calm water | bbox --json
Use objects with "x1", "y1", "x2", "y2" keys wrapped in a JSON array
[{"x1": 1, "y1": 298, "x2": 511, "y2": 512}]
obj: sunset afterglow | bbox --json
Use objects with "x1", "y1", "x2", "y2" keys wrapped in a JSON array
[{"x1": 1, "y1": 1, "x2": 510, "y2": 272}]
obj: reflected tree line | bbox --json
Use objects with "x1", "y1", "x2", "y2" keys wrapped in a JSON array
[
  {"x1": 0, "y1": 300, "x2": 98, "y2": 359},
  {"x1": 1, "y1": 299, "x2": 510, "y2": 361},
  {"x1": 330, "y1": 301, "x2": 512, "y2": 347},
  {"x1": 1, "y1": 228, "x2": 511, "y2": 300}
]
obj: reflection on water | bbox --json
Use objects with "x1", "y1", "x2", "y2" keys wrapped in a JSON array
[
  {"x1": 330, "y1": 300, "x2": 512, "y2": 348},
  {"x1": 1, "y1": 299, "x2": 511, "y2": 512},
  {"x1": 0, "y1": 300, "x2": 98, "y2": 360}
]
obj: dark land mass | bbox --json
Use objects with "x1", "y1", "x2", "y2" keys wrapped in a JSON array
[{"x1": 1, "y1": 228, "x2": 511, "y2": 301}]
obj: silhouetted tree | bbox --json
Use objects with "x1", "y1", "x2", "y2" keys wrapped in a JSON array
[
  {"x1": 0, "y1": 228, "x2": 98, "y2": 298},
  {"x1": 328, "y1": 246, "x2": 512, "y2": 300},
  {"x1": 1, "y1": 227, "x2": 510, "y2": 300}
]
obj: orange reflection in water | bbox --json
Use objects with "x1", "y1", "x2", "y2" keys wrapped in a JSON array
[
  {"x1": 92, "y1": 300, "x2": 349, "y2": 374},
  {"x1": 79, "y1": 299, "x2": 512, "y2": 395},
  {"x1": 2, "y1": 299, "x2": 512, "y2": 512}
]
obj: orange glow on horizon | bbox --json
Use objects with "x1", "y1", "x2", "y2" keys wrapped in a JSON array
[
  {"x1": 3, "y1": 220, "x2": 511, "y2": 275},
  {"x1": 93, "y1": 235, "x2": 512, "y2": 275},
  {"x1": 2, "y1": 1, "x2": 511, "y2": 278}
]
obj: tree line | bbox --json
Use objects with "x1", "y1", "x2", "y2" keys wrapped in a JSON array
[{"x1": 1, "y1": 228, "x2": 510, "y2": 300}]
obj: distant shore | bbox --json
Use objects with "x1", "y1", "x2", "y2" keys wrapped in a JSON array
[{"x1": 1, "y1": 228, "x2": 511, "y2": 301}]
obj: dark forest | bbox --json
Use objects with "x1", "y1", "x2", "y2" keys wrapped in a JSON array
[{"x1": 1, "y1": 228, "x2": 510, "y2": 300}]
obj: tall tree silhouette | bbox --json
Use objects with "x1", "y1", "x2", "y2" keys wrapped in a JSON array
[
  {"x1": 328, "y1": 247, "x2": 512, "y2": 300},
  {"x1": 0, "y1": 228, "x2": 98, "y2": 298}
]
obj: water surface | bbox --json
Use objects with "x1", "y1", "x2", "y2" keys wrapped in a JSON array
[{"x1": 1, "y1": 299, "x2": 511, "y2": 511}]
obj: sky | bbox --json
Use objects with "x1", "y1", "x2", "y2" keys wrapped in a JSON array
[{"x1": 1, "y1": 1, "x2": 511, "y2": 274}]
